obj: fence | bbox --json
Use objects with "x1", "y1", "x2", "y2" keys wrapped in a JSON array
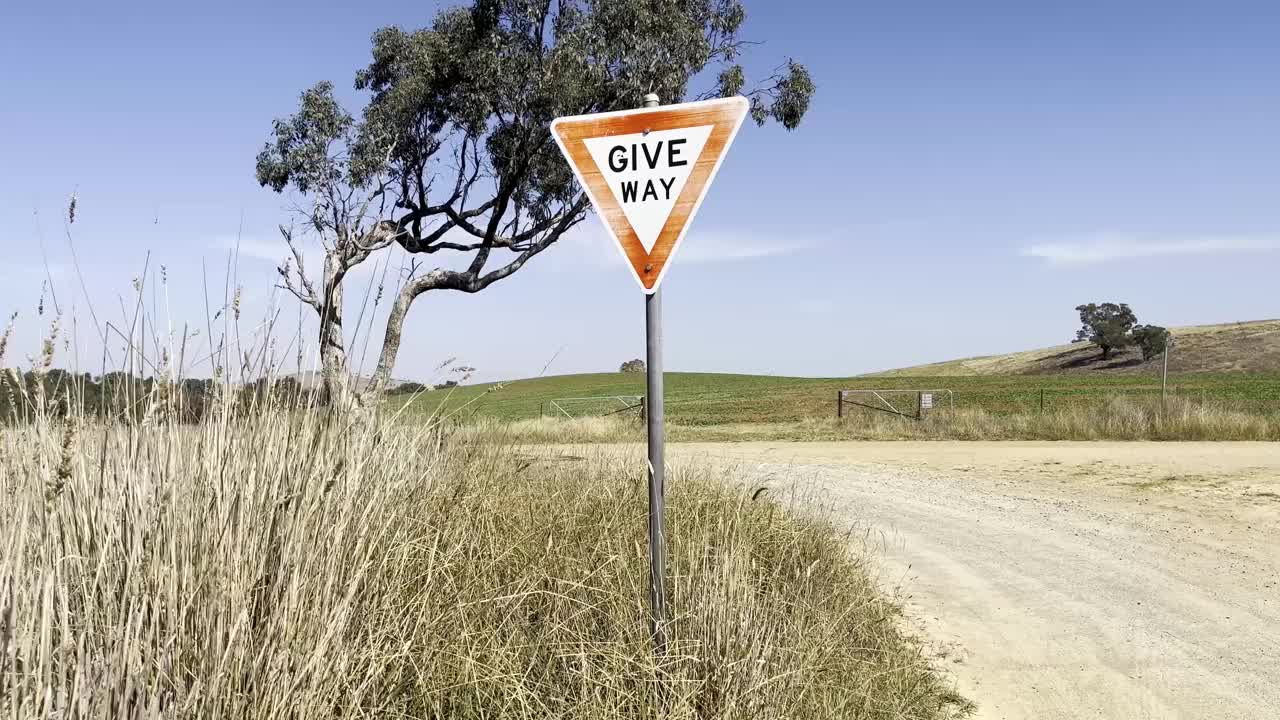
[
  {"x1": 542, "y1": 396, "x2": 645, "y2": 420},
  {"x1": 836, "y1": 389, "x2": 954, "y2": 421},
  {"x1": 831, "y1": 385, "x2": 1280, "y2": 421},
  {"x1": 460, "y1": 375, "x2": 1278, "y2": 426}
]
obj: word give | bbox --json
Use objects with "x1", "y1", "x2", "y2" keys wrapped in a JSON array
[{"x1": 604, "y1": 138, "x2": 690, "y2": 203}]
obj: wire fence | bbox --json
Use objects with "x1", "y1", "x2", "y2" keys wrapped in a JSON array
[
  {"x1": 830, "y1": 385, "x2": 1280, "y2": 419},
  {"x1": 542, "y1": 396, "x2": 644, "y2": 419},
  {"x1": 438, "y1": 375, "x2": 1280, "y2": 426}
]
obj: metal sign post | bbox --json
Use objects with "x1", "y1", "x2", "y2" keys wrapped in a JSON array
[
  {"x1": 641, "y1": 92, "x2": 668, "y2": 652},
  {"x1": 549, "y1": 92, "x2": 748, "y2": 655}
]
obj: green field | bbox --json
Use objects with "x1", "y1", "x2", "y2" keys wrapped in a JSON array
[{"x1": 397, "y1": 371, "x2": 1280, "y2": 426}]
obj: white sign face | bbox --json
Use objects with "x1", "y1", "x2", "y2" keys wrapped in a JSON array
[
  {"x1": 921, "y1": 393, "x2": 934, "y2": 410},
  {"x1": 582, "y1": 126, "x2": 713, "y2": 253}
]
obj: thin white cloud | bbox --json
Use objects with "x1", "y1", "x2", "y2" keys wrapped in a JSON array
[
  {"x1": 677, "y1": 231, "x2": 813, "y2": 264},
  {"x1": 547, "y1": 225, "x2": 816, "y2": 270},
  {"x1": 208, "y1": 224, "x2": 816, "y2": 287},
  {"x1": 1022, "y1": 233, "x2": 1280, "y2": 266}
]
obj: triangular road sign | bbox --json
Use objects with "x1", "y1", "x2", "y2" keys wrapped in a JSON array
[{"x1": 551, "y1": 96, "x2": 749, "y2": 293}]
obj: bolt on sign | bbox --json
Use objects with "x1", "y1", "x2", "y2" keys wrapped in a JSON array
[{"x1": 551, "y1": 96, "x2": 749, "y2": 292}]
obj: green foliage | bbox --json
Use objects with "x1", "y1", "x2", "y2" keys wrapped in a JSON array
[
  {"x1": 256, "y1": 0, "x2": 816, "y2": 245},
  {"x1": 388, "y1": 381, "x2": 430, "y2": 395},
  {"x1": 619, "y1": 358, "x2": 645, "y2": 373},
  {"x1": 1132, "y1": 324, "x2": 1171, "y2": 361},
  {"x1": 748, "y1": 60, "x2": 815, "y2": 129},
  {"x1": 1075, "y1": 302, "x2": 1138, "y2": 360},
  {"x1": 0, "y1": 371, "x2": 310, "y2": 425},
  {"x1": 255, "y1": 82, "x2": 355, "y2": 195}
]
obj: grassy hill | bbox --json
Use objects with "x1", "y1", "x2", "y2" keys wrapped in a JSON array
[
  {"x1": 872, "y1": 320, "x2": 1280, "y2": 377},
  {"x1": 398, "y1": 369, "x2": 1280, "y2": 426},
  {"x1": 396, "y1": 320, "x2": 1280, "y2": 427}
]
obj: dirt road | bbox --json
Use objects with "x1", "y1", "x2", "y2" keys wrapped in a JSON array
[{"x1": 668, "y1": 442, "x2": 1280, "y2": 720}]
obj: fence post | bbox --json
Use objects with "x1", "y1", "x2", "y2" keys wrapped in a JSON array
[
  {"x1": 836, "y1": 390, "x2": 844, "y2": 419},
  {"x1": 639, "y1": 395, "x2": 647, "y2": 422}
]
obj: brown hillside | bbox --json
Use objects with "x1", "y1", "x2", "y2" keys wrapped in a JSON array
[{"x1": 874, "y1": 320, "x2": 1280, "y2": 377}]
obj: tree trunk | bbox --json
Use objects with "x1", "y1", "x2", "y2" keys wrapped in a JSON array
[
  {"x1": 318, "y1": 253, "x2": 353, "y2": 409},
  {"x1": 1100, "y1": 345, "x2": 1111, "y2": 361},
  {"x1": 365, "y1": 281, "x2": 419, "y2": 400}
]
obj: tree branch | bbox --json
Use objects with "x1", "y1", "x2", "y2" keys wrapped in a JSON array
[
  {"x1": 276, "y1": 227, "x2": 320, "y2": 312},
  {"x1": 363, "y1": 194, "x2": 587, "y2": 398}
]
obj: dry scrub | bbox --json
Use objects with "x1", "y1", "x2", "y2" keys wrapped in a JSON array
[
  {"x1": 462, "y1": 395, "x2": 1280, "y2": 444},
  {"x1": 1, "y1": 401, "x2": 970, "y2": 718}
]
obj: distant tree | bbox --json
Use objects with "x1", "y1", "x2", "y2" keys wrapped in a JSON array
[
  {"x1": 619, "y1": 359, "x2": 646, "y2": 374},
  {"x1": 1075, "y1": 303, "x2": 1138, "y2": 360},
  {"x1": 389, "y1": 381, "x2": 429, "y2": 395},
  {"x1": 1131, "y1": 325, "x2": 1171, "y2": 362},
  {"x1": 256, "y1": 0, "x2": 815, "y2": 409}
]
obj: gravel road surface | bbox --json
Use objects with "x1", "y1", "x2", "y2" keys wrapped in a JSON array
[{"x1": 667, "y1": 442, "x2": 1280, "y2": 720}]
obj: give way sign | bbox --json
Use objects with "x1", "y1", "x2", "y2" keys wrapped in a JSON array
[{"x1": 551, "y1": 96, "x2": 749, "y2": 292}]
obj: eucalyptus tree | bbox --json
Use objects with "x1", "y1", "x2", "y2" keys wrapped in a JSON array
[
  {"x1": 1131, "y1": 324, "x2": 1171, "y2": 362},
  {"x1": 256, "y1": 0, "x2": 814, "y2": 405},
  {"x1": 1075, "y1": 302, "x2": 1139, "y2": 361}
]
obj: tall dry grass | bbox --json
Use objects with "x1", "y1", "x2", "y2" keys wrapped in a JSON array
[
  {"x1": 3, "y1": 195, "x2": 969, "y2": 718},
  {"x1": 463, "y1": 395, "x2": 1280, "y2": 444},
  {"x1": 1, "y1": 393, "x2": 971, "y2": 718}
]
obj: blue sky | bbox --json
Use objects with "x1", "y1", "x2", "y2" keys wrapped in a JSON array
[{"x1": 2, "y1": 1, "x2": 1276, "y2": 382}]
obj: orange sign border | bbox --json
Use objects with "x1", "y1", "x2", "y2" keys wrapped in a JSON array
[{"x1": 551, "y1": 96, "x2": 749, "y2": 293}]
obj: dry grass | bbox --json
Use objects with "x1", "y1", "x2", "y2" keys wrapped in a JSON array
[
  {"x1": 823, "y1": 395, "x2": 1280, "y2": 441},
  {"x1": 458, "y1": 395, "x2": 1280, "y2": 443},
  {"x1": 1, "y1": 200, "x2": 971, "y2": 718},
  {"x1": 1, "y1": 396, "x2": 971, "y2": 718}
]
